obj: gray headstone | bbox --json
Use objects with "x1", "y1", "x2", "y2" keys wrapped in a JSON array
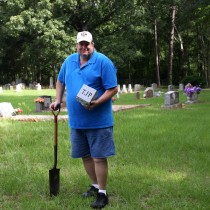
[
  {"x1": 0, "y1": 102, "x2": 16, "y2": 117},
  {"x1": 168, "y1": 85, "x2": 174, "y2": 91},
  {"x1": 179, "y1": 83, "x2": 184, "y2": 91},
  {"x1": 164, "y1": 91, "x2": 179, "y2": 105},
  {"x1": 151, "y1": 83, "x2": 157, "y2": 91},
  {"x1": 49, "y1": 77, "x2": 53, "y2": 89}
]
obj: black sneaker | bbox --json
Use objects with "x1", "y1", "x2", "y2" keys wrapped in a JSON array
[
  {"x1": 82, "y1": 186, "x2": 99, "y2": 198},
  {"x1": 91, "y1": 193, "x2": 109, "y2": 209}
]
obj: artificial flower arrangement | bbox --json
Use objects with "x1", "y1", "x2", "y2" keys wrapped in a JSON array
[
  {"x1": 14, "y1": 108, "x2": 23, "y2": 114},
  {"x1": 184, "y1": 83, "x2": 202, "y2": 97},
  {"x1": 34, "y1": 97, "x2": 45, "y2": 103}
]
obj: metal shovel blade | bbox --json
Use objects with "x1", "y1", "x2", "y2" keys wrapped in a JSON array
[{"x1": 49, "y1": 167, "x2": 60, "y2": 196}]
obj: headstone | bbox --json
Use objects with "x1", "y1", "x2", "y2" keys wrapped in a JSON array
[
  {"x1": 143, "y1": 87, "x2": 153, "y2": 98},
  {"x1": 117, "y1": 84, "x2": 121, "y2": 93},
  {"x1": 164, "y1": 91, "x2": 179, "y2": 105},
  {"x1": 168, "y1": 85, "x2": 174, "y2": 91},
  {"x1": 0, "y1": 102, "x2": 16, "y2": 117},
  {"x1": 151, "y1": 83, "x2": 157, "y2": 91},
  {"x1": 152, "y1": 83, "x2": 160, "y2": 97},
  {"x1": 134, "y1": 84, "x2": 141, "y2": 92},
  {"x1": 162, "y1": 91, "x2": 182, "y2": 109},
  {"x1": 179, "y1": 83, "x2": 184, "y2": 91},
  {"x1": 135, "y1": 91, "x2": 140, "y2": 99},
  {"x1": 0, "y1": 87, "x2": 2, "y2": 93},
  {"x1": 39, "y1": 95, "x2": 52, "y2": 109},
  {"x1": 35, "y1": 83, "x2": 42, "y2": 90},
  {"x1": 16, "y1": 84, "x2": 22, "y2": 92},
  {"x1": 128, "y1": 84, "x2": 133, "y2": 93},
  {"x1": 10, "y1": 85, "x2": 13, "y2": 90},
  {"x1": 121, "y1": 84, "x2": 127, "y2": 93},
  {"x1": 49, "y1": 77, "x2": 53, "y2": 89},
  {"x1": 186, "y1": 92, "x2": 198, "y2": 104}
]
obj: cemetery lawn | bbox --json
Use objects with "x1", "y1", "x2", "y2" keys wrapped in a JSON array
[{"x1": 1, "y1": 89, "x2": 210, "y2": 209}]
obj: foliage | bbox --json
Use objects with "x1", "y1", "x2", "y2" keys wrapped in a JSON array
[
  {"x1": 180, "y1": 75, "x2": 206, "y2": 87},
  {"x1": 0, "y1": 0, "x2": 209, "y2": 86}
]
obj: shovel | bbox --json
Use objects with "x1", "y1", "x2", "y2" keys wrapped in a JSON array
[{"x1": 49, "y1": 109, "x2": 60, "y2": 196}]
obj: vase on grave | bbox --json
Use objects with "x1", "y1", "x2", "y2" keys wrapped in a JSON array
[{"x1": 186, "y1": 93, "x2": 198, "y2": 103}]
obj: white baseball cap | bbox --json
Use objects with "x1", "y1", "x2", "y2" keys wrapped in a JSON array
[{"x1": 76, "y1": 31, "x2": 93, "y2": 43}]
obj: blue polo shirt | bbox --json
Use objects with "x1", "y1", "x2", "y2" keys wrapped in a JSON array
[{"x1": 58, "y1": 50, "x2": 117, "y2": 129}]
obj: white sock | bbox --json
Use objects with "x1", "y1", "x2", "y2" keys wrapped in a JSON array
[
  {"x1": 98, "y1": 190, "x2": 106, "y2": 195},
  {"x1": 92, "y1": 184, "x2": 99, "y2": 189}
]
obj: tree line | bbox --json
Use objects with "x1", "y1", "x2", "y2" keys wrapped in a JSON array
[{"x1": 0, "y1": 0, "x2": 209, "y2": 87}]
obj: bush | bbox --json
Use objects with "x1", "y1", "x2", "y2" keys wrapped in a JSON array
[{"x1": 180, "y1": 75, "x2": 206, "y2": 87}]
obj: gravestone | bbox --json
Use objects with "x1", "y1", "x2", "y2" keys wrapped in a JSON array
[
  {"x1": 135, "y1": 91, "x2": 140, "y2": 99},
  {"x1": 168, "y1": 85, "x2": 174, "y2": 91},
  {"x1": 49, "y1": 77, "x2": 53, "y2": 89},
  {"x1": 0, "y1": 102, "x2": 16, "y2": 117},
  {"x1": 152, "y1": 83, "x2": 160, "y2": 97},
  {"x1": 143, "y1": 87, "x2": 153, "y2": 98},
  {"x1": 134, "y1": 84, "x2": 141, "y2": 92},
  {"x1": 162, "y1": 91, "x2": 182, "y2": 109},
  {"x1": 151, "y1": 83, "x2": 157, "y2": 91},
  {"x1": 179, "y1": 83, "x2": 184, "y2": 91},
  {"x1": 35, "y1": 83, "x2": 42, "y2": 90},
  {"x1": 16, "y1": 84, "x2": 22, "y2": 92},
  {"x1": 186, "y1": 93, "x2": 198, "y2": 104},
  {"x1": 0, "y1": 87, "x2": 2, "y2": 93},
  {"x1": 128, "y1": 84, "x2": 133, "y2": 93},
  {"x1": 39, "y1": 95, "x2": 52, "y2": 109},
  {"x1": 117, "y1": 84, "x2": 121, "y2": 93},
  {"x1": 121, "y1": 84, "x2": 128, "y2": 93}
]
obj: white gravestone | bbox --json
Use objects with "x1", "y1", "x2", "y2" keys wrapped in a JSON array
[
  {"x1": 16, "y1": 84, "x2": 22, "y2": 92},
  {"x1": 121, "y1": 84, "x2": 128, "y2": 93},
  {"x1": 128, "y1": 84, "x2": 133, "y2": 93},
  {"x1": 134, "y1": 84, "x2": 141, "y2": 92},
  {"x1": 35, "y1": 83, "x2": 42, "y2": 90},
  {"x1": 0, "y1": 102, "x2": 16, "y2": 117},
  {"x1": 0, "y1": 87, "x2": 2, "y2": 93},
  {"x1": 76, "y1": 84, "x2": 98, "y2": 107}
]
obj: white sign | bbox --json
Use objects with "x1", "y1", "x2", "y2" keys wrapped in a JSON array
[{"x1": 76, "y1": 84, "x2": 97, "y2": 107}]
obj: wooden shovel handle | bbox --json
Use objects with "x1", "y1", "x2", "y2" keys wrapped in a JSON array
[{"x1": 52, "y1": 109, "x2": 60, "y2": 168}]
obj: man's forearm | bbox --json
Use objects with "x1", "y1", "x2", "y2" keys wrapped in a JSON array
[{"x1": 55, "y1": 80, "x2": 65, "y2": 103}]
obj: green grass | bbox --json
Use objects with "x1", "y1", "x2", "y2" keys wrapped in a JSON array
[{"x1": 1, "y1": 89, "x2": 210, "y2": 209}]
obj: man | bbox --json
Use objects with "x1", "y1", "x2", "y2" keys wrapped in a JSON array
[{"x1": 50, "y1": 31, "x2": 118, "y2": 209}]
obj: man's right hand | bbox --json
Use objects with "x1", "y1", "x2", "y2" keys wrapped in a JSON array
[{"x1": 50, "y1": 102, "x2": 61, "y2": 111}]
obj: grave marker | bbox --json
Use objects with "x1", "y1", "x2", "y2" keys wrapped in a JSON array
[{"x1": 0, "y1": 102, "x2": 16, "y2": 117}]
